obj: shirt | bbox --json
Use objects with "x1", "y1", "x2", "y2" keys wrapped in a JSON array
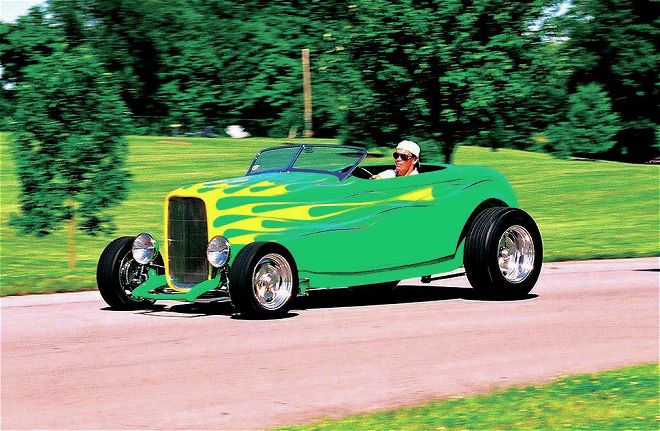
[{"x1": 376, "y1": 168, "x2": 419, "y2": 179}]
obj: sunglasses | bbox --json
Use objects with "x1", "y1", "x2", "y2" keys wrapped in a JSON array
[{"x1": 393, "y1": 152, "x2": 413, "y2": 161}]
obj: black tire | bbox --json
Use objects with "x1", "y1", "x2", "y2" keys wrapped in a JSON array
[
  {"x1": 464, "y1": 207, "x2": 543, "y2": 298},
  {"x1": 96, "y1": 236, "x2": 162, "y2": 309},
  {"x1": 228, "y1": 242, "x2": 299, "y2": 318}
]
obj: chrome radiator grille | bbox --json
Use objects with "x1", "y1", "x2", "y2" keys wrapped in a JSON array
[{"x1": 167, "y1": 197, "x2": 209, "y2": 289}]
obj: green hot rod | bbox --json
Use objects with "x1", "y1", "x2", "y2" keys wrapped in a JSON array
[{"x1": 97, "y1": 144, "x2": 542, "y2": 317}]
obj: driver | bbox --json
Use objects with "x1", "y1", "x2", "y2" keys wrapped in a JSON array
[{"x1": 371, "y1": 140, "x2": 420, "y2": 179}]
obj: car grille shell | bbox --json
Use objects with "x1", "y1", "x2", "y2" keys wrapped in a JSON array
[{"x1": 167, "y1": 197, "x2": 209, "y2": 289}]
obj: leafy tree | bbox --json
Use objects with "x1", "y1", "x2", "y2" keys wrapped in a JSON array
[
  {"x1": 4, "y1": 0, "x2": 561, "y2": 158},
  {"x1": 44, "y1": 0, "x2": 169, "y2": 131},
  {"x1": 0, "y1": 7, "x2": 65, "y2": 128},
  {"x1": 11, "y1": 45, "x2": 130, "y2": 268},
  {"x1": 198, "y1": 1, "x2": 351, "y2": 138},
  {"x1": 545, "y1": 82, "x2": 620, "y2": 157},
  {"x1": 0, "y1": 7, "x2": 63, "y2": 85},
  {"x1": 333, "y1": 0, "x2": 548, "y2": 162},
  {"x1": 544, "y1": 0, "x2": 659, "y2": 161},
  {"x1": 0, "y1": 82, "x2": 13, "y2": 130},
  {"x1": 6, "y1": 0, "x2": 653, "y2": 163},
  {"x1": 44, "y1": 0, "x2": 344, "y2": 137}
]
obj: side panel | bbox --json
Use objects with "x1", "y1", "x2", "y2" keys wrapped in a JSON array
[
  {"x1": 169, "y1": 167, "x2": 517, "y2": 289},
  {"x1": 283, "y1": 168, "x2": 517, "y2": 287}
]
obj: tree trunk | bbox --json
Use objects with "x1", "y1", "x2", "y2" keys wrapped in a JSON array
[
  {"x1": 68, "y1": 216, "x2": 76, "y2": 270},
  {"x1": 302, "y1": 48, "x2": 313, "y2": 138}
]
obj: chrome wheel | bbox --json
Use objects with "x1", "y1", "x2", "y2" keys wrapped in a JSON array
[
  {"x1": 497, "y1": 225, "x2": 535, "y2": 284},
  {"x1": 252, "y1": 253, "x2": 293, "y2": 310},
  {"x1": 118, "y1": 252, "x2": 149, "y2": 295}
]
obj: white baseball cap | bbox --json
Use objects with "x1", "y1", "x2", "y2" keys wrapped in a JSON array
[{"x1": 396, "y1": 140, "x2": 420, "y2": 158}]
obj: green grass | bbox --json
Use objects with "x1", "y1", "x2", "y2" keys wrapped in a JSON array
[
  {"x1": 0, "y1": 133, "x2": 658, "y2": 295},
  {"x1": 278, "y1": 364, "x2": 659, "y2": 431}
]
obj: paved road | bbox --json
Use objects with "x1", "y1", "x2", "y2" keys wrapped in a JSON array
[{"x1": 2, "y1": 257, "x2": 658, "y2": 430}]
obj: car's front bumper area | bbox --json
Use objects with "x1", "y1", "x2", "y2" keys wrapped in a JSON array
[{"x1": 130, "y1": 269, "x2": 225, "y2": 302}]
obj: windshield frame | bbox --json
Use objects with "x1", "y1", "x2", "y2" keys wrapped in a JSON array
[{"x1": 245, "y1": 144, "x2": 368, "y2": 180}]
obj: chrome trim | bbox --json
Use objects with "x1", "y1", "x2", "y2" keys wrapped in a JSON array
[
  {"x1": 119, "y1": 252, "x2": 149, "y2": 294},
  {"x1": 167, "y1": 197, "x2": 209, "y2": 289},
  {"x1": 497, "y1": 225, "x2": 535, "y2": 283},
  {"x1": 132, "y1": 233, "x2": 159, "y2": 264},
  {"x1": 252, "y1": 253, "x2": 294, "y2": 310},
  {"x1": 207, "y1": 236, "x2": 231, "y2": 268}
]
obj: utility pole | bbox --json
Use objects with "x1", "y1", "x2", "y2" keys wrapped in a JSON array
[{"x1": 301, "y1": 48, "x2": 313, "y2": 138}]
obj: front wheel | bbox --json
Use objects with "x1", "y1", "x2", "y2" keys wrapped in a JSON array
[
  {"x1": 97, "y1": 236, "x2": 162, "y2": 309},
  {"x1": 228, "y1": 242, "x2": 299, "y2": 318},
  {"x1": 464, "y1": 207, "x2": 542, "y2": 298}
]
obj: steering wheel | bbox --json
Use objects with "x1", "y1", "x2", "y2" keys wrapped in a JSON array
[{"x1": 353, "y1": 166, "x2": 374, "y2": 178}]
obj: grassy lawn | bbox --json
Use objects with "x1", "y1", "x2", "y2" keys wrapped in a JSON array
[
  {"x1": 278, "y1": 364, "x2": 659, "y2": 431},
  {"x1": 1, "y1": 133, "x2": 658, "y2": 295}
]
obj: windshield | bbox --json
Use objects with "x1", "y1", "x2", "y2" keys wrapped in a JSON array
[{"x1": 246, "y1": 144, "x2": 367, "y2": 180}]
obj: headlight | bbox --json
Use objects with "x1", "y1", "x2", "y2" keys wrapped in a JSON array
[
  {"x1": 132, "y1": 233, "x2": 159, "y2": 264},
  {"x1": 207, "y1": 236, "x2": 231, "y2": 268}
]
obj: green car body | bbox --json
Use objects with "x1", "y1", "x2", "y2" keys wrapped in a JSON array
[{"x1": 98, "y1": 144, "x2": 540, "y2": 316}]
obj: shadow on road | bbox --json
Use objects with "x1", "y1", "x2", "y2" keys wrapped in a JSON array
[
  {"x1": 102, "y1": 284, "x2": 537, "y2": 318},
  {"x1": 296, "y1": 284, "x2": 537, "y2": 311}
]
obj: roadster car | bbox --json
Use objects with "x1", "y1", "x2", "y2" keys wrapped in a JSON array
[{"x1": 97, "y1": 144, "x2": 542, "y2": 317}]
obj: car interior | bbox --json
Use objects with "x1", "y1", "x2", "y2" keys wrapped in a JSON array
[{"x1": 349, "y1": 164, "x2": 446, "y2": 179}]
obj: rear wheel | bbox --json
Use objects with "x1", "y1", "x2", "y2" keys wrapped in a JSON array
[
  {"x1": 464, "y1": 207, "x2": 542, "y2": 298},
  {"x1": 228, "y1": 242, "x2": 299, "y2": 318},
  {"x1": 97, "y1": 236, "x2": 162, "y2": 309}
]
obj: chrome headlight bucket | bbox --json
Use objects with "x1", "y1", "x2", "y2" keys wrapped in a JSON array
[
  {"x1": 207, "y1": 236, "x2": 231, "y2": 268},
  {"x1": 132, "y1": 233, "x2": 159, "y2": 264}
]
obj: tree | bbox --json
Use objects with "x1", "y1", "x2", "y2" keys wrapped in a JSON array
[
  {"x1": 15, "y1": 0, "x2": 651, "y2": 163},
  {"x1": 44, "y1": 0, "x2": 346, "y2": 137},
  {"x1": 545, "y1": 82, "x2": 620, "y2": 157},
  {"x1": 9, "y1": 0, "x2": 561, "y2": 156},
  {"x1": 332, "y1": 0, "x2": 548, "y2": 162},
  {"x1": 0, "y1": 7, "x2": 65, "y2": 128},
  {"x1": 42, "y1": 0, "x2": 182, "y2": 132},
  {"x1": 545, "y1": 0, "x2": 659, "y2": 162},
  {"x1": 11, "y1": 45, "x2": 130, "y2": 268}
]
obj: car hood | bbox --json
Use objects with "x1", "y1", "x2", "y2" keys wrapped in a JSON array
[
  {"x1": 168, "y1": 171, "x2": 338, "y2": 203},
  {"x1": 167, "y1": 172, "x2": 353, "y2": 244}
]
